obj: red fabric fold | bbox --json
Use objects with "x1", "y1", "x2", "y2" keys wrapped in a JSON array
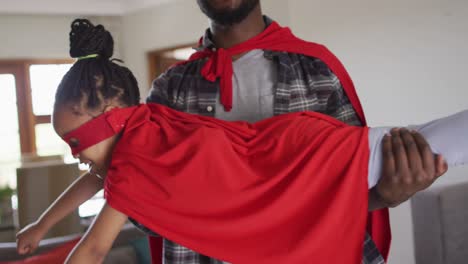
[
  {"x1": 178, "y1": 21, "x2": 390, "y2": 259},
  {"x1": 105, "y1": 103, "x2": 371, "y2": 263},
  {"x1": 182, "y1": 22, "x2": 367, "y2": 126}
]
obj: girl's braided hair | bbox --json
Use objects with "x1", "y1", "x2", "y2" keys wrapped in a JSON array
[{"x1": 55, "y1": 19, "x2": 140, "y2": 110}]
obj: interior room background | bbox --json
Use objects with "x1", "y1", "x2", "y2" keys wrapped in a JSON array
[{"x1": 0, "y1": 0, "x2": 467, "y2": 263}]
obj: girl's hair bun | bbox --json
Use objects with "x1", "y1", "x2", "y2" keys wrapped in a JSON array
[{"x1": 69, "y1": 18, "x2": 114, "y2": 59}]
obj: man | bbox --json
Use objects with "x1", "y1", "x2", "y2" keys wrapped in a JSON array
[{"x1": 147, "y1": 0, "x2": 448, "y2": 263}]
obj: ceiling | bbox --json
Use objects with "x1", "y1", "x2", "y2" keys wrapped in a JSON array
[{"x1": 0, "y1": 0, "x2": 178, "y2": 16}]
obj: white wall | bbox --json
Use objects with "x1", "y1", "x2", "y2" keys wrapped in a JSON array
[
  {"x1": 121, "y1": 0, "x2": 208, "y2": 95},
  {"x1": 121, "y1": 0, "x2": 290, "y2": 97},
  {"x1": 0, "y1": 15, "x2": 72, "y2": 59},
  {"x1": 289, "y1": 0, "x2": 468, "y2": 263},
  {"x1": 0, "y1": 15, "x2": 122, "y2": 60}
]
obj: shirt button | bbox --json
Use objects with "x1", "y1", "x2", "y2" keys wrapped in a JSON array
[{"x1": 206, "y1": 106, "x2": 213, "y2": 112}]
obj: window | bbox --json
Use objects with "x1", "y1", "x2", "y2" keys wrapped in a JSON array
[
  {"x1": 0, "y1": 60, "x2": 107, "y2": 219},
  {"x1": 0, "y1": 60, "x2": 74, "y2": 155},
  {"x1": 30, "y1": 64, "x2": 72, "y2": 116},
  {"x1": 147, "y1": 44, "x2": 196, "y2": 86},
  {"x1": 29, "y1": 64, "x2": 73, "y2": 156},
  {"x1": 0, "y1": 74, "x2": 21, "y2": 188},
  {"x1": 0, "y1": 61, "x2": 74, "y2": 188},
  {"x1": 35, "y1": 123, "x2": 70, "y2": 156}
]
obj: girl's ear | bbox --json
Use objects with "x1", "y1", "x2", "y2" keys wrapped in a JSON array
[
  {"x1": 102, "y1": 95, "x2": 127, "y2": 113},
  {"x1": 70, "y1": 103, "x2": 86, "y2": 116},
  {"x1": 102, "y1": 99, "x2": 125, "y2": 113},
  {"x1": 103, "y1": 104, "x2": 118, "y2": 113}
]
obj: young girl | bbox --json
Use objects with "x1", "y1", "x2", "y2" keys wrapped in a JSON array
[{"x1": 16, "y1": 19, "x2": 467, "y2": 263}]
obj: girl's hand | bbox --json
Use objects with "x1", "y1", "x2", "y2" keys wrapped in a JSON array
[{"x1": 16, "y1": 221, "x2": 48, "y2": 255}]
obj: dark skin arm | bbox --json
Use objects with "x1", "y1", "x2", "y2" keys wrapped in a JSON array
[{"x1": 369, "y1": 128, "x2": 448, "y2": 210}]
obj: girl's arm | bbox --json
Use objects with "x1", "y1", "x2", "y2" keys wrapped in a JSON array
[
  {"x1": 65, "y1": 202, "x2": 127, "y2": 264},
  {"x1": 16, "y1": 172, "x2": 103, "y2": 254}
]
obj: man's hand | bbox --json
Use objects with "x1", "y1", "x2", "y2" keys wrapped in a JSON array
[{"x1": 370, "y1": 128, "x2": 448, "y2": 210}]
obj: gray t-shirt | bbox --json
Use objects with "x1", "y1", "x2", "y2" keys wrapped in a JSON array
[{"x1": 215, "y1": 49, "x2": 276, "y2": 122}]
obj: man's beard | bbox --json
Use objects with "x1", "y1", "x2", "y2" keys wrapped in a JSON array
[{"x1": 197, "y1": 0, "x2": 260, "y2": 26}]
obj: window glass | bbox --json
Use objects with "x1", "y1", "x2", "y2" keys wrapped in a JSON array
[
  {"x1": 35, "y1": 123, "x2": 71, "y2": 157},
  {"x1": 29, "y1": 64, "x2": 73, "y2": 116},
  {"x1": 0, "y1": 74, "x2": 21, "y2": 188}
]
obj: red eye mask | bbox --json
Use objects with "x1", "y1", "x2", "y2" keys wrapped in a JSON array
[{"x1": 62, "y1": 106, "x2": 138, "y2": 156}]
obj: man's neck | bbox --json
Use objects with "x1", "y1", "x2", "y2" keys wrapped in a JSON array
[{"x1": 210, "y1": 4, "x2": 265, "y2": 49}]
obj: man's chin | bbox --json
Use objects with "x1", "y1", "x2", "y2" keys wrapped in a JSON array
[
  {"x1": 198, "y1": 0, "x2": 260, "y2": 26},
  {"x1": 204, "y1": 0, "x2": 243, "y2": 10}
]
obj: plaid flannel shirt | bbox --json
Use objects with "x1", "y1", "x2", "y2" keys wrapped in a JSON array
[{"x1": 145, "y1": 17, "x2": 385, "y2": 264}]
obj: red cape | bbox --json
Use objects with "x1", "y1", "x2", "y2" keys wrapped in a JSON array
[
  {"x1": 105, "y1": 103, "x2": 370, "y2": 263},
  {"x1": 176, "y1": 21, "x2": 391, "y2": 259}
]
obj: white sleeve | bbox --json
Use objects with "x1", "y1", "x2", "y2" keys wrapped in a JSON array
[{"x1": 367, "y1": 109, "x2": 468, "y2": 189}]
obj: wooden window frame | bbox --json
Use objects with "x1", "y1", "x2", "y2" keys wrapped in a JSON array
[
  {"x1": 0, "y1": 59, "x2": 74, "y2": 154},
  {"x1": 146, "y1": 43, "x2": 197, "y2": 87}
]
